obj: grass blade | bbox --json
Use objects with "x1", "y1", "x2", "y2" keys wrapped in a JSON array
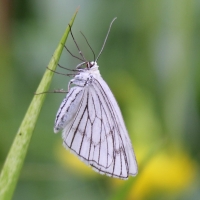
[{"x1": 0, "y1": 8, "x2": 78, "y2": 200}]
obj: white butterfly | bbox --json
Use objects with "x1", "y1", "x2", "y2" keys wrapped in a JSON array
[{"x1": 54, "y1": 18, "x2": 138, "y2": 179}]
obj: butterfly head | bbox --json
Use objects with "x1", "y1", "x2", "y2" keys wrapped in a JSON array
[
  {"x1": 84, "y1": 61, "x2": 100, "y2": 75},
  {"x1": 87, "y1": 61, "x2": 98, "y2": 70},
  {"x1": 83, "y1": 61, "x2": 100, "y2": 76}
]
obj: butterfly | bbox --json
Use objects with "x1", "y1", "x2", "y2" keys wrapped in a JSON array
[{"x1": 54, "y1": 18, "x2": 138, "y2": 179}]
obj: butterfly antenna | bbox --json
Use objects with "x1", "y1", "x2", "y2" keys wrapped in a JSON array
[
  {"x1": 95, "y1": 17, "x2": 117, "y2": 62},
  {"x1": 68, "y1": 24, "x2": 87, "y2": 62},
  {"x1": 80, "y1": 31, "x2": 96, "y2": 61}
]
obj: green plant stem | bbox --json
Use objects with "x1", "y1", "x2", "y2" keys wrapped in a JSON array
[{"x1": 0, "y1": 9, "x2": 78, "y2": 200}]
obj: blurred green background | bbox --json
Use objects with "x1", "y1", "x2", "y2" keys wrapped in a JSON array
[{"x1": 1, "y1": 0, "x2": 200, "y2": 200}]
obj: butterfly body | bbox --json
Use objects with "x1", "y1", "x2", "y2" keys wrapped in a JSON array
[{"x1": 54, "y1": 62, "x2": 138, "y2": 179}]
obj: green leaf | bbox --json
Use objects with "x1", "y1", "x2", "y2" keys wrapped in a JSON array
[{"x1": 0, "y1": 8, "x2": 78, "y2": 200}]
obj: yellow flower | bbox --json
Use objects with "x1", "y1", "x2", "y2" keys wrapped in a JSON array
[{"x1": 127, "y1": 149, "x2": 196, "y2": 200}]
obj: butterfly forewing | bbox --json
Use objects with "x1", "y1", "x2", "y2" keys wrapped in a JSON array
[
  {"x1": 95, "y1": 77, "x2": 138, "y2": 176},
  {"x1": 91, "y1": 77, "x2": 137, "y2": 178}
]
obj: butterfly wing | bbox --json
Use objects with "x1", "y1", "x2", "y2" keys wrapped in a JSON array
[
  {"x1": 54, "y1": 87, "x2": 84, "y2": 133},
  {"x1": 91, "y1": 77, "x2": 138, "y2": 178},
  {"x1": 59, "y1": 77, "x2": 137, "y2": 179}
]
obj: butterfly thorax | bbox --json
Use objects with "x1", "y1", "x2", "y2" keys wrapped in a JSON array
[{"x1": 71, "y1": 61, "x2": 101, "y2": 87}]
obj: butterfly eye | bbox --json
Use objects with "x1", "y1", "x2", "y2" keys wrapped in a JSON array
[
  {"x1": 86, "y1": 62, "x2": 94, "y2": 69},
  {"x1": 90, "y1": 62, "x2": 95, "y2": 68}
]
